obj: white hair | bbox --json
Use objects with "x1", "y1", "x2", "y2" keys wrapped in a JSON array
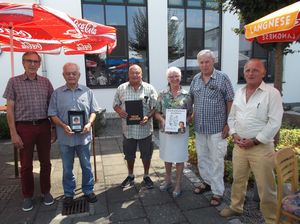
[
  {"x1": 166, "y1": 66, "x2": 182, "y2": 78},
  {"x1": 197, "y1": 49, "x2": 215, "y2": 62}
]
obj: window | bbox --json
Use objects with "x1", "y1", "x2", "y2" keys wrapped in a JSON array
[
  {"x1": 82, "y1": 0, "x2": 148, "y2": 88},
  {"x1": 238, "y1": 26, "x2": 275, "y2": 84},
  {"x1": 168, "y1": 0, "x2": 222, "y2": 84}
]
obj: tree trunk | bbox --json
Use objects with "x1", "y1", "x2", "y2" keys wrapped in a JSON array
[
  {"x1": 273, "y1": 42, "x2": 284, "y2": 94},
  {"x1": 273, "y1": 42, "x2": 284, "y2": 146}
]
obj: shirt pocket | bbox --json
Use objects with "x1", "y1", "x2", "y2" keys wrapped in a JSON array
[{"x1": 256, "y1": 102, "x2": 268, "y2": 121}]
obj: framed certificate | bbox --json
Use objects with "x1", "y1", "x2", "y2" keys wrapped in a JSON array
[
  {"x1": 165, "y1": 109, "x2": 187, "y2": 133},
  {"x1": 125, "y1": 100, "x2": 143, "y2": 125},
  {"x1": 68, "y1": 111, "x2": 85, "y2": 133}
]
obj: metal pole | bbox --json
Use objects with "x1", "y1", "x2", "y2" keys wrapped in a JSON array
[
  {"x1": 92, "y1": 123, "x2": 98, "y2": 182},
  {"x1": 14, "y1": 146, "x2": 19, "y2": 178}
]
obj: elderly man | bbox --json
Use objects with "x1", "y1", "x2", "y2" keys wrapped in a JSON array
[
  {"x1": 189, "y1": 49, "x2": 234, "y2": 206},
  {"x1": 220, "y1": 59, "x2": 283, "y2": 224},
  {"x1": 3, "y1": 51, "x2": 55, "y2": 211},
  {"x1": 48, "y1": 62, "x2": 99, "y2": 207},
  {"x1": 113, "y1": 64, "x2": 157, "y2": 189}
]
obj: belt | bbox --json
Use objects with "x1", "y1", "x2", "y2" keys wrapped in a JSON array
[{"x1": 16, "y1": 118, "x2": 49, "y2": 125}]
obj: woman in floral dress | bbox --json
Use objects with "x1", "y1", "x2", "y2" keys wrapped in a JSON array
[{"x1": 155, "y1": 67, "x2": 192, "y2": 198}]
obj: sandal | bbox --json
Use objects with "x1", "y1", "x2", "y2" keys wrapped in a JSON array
[
  {"x1": 193, "y1": 182, "x2": 211, "y2": 194},
  {"x1": 210, "y1": 195, "x2": 222, "y2": 206}
]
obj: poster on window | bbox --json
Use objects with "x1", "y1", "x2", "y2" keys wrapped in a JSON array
[{"x1": 164, "y1": 109, "x2": 187, "y2": 133}]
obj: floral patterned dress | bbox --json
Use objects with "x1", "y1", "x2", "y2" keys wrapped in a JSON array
[{"x1": 156, "y1": 87, "x2": 192, "y2": 163}]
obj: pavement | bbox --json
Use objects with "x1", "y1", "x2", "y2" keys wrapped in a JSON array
[{"x1": 0, "y1": 117, "x2": 261, "y2": 224}]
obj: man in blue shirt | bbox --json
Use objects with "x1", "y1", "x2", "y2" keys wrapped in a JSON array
[
  {"x1": 189, "y1": 49, "x2": 234, "y2": 206},
  {"x1": 48, "y1": 62, "x2": 99, "y2": 208}
]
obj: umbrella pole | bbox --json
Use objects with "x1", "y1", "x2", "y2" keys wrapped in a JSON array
[
  {"x1": 92, "y1": 124, "x2": 98, "y2": 182},
  {"x1": 9, "y1": 23, "x2": 15, "y2": 78}
]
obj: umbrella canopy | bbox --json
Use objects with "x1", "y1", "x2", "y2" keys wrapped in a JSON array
[
  {"x1": 0, "y1": 2, "x2": 116, "y2": 54},
  {"x1": 244, "y1": 1, "x2": 300, "y2": 43}
]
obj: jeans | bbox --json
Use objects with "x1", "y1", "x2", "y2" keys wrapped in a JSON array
[{"x1": 59, "y1": 143, "x2": 94, "y2": 197}]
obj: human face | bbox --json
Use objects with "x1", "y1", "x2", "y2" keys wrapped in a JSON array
[
  {"x1": 167, "y1": 71, "x2": 181, "y2": 88},
  {"x1": 128, "y1": 65, "x2": 142, "y2": 86},
  {"x1": 63, "y1": 64, "x2": 80, "y2": 88},
  {"x1": 197, "y1": 55, "x2": 214, "y2": 76},
  {"x1": 22, "y1": 53, "x2": 41, "y2": 77},
  {"x1": 243, "y1": 60, "x2": 265, "y2": 87}
]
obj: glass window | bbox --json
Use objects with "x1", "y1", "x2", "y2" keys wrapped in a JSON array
[
  {"x1": 187, "y1": 0, "x2": 202, "y2": 8},
  {"x1": 168, "y1": 0, "x2": 222, "y2": 85},
  {"x1": 82, "y1": 4, "x2": 104, "y2": 23},
  {"x1": 187, "y1": 9, "x2": 203, "y2": 28},
  {"x1": 82, "y1": 1, "x2": 149, "y2": 88},
  {"x1": 106, "y1": 6, "x2": 126, "y2": 25},
  {"x1": 82, "y1": 0, "x2": 103, "y2": 2},
  {"x1": 128, "y1": 0, "x2": 145, "y2": 5},
  {"x1": 238, "y1": 25, "x2": 275, "y2": 84},
  {"x1": 106, "y1": 0, "x2": 124, "y2": 3},
  {"x1": 168, "y1": 0, "x2": 184, "y2": 7},
  {"x1": 128, "y1": 6, "x2": 149, "y2": 82}
]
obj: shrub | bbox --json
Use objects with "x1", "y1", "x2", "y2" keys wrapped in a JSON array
[{"x1": 0, "y1": 112, "x2": 10, "y2": 139}]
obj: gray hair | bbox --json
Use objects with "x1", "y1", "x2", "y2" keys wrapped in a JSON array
[
  {"x1": 166, "y1": 66, "x2": 182, "y2": 78},
  {"x1": 22, "y1": 51, "x2": 41, "y2": 62},
  {"x1": 197, "y1": 49, "x2": 215, "y2": 62},
  {"x1": 63, "y1": 62, "x2": 80, "y2": 73}
]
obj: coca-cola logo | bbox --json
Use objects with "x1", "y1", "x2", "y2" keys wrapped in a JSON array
[
  {"x1": 0, "y1": 27, "x2": 32, "y2": 39},
  {"x1": 73, "y1": 20, "x2": 97, "y2": 35},
  {"x1": 20, "y1": 42, "x2": 42, "y2": 50},
  {"x1": 76, "y1": 43, "x2": 92, "y2": 51}
]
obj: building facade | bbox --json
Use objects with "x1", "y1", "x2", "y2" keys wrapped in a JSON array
[{"x1": 0, "y1": 0, "x2": 299, "y2": 112}]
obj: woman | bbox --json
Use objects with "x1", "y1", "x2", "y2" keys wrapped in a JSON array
[{"x1": 155, "y1": 67, "x2": 192, "y2": 198}]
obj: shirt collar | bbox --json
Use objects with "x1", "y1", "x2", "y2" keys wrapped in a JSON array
[
  {"x1": 22, "y1": 73, "x2": 38, "y2": 81},
  {"x1": 199, "y1": 68, "x2": 217, "y2": 80},
  {"x1": 62, "y1": 84, "x2": 83, "y2": 91},
  {"x1": 242, "y1": 81, "x2": 266, "y2": 92}
]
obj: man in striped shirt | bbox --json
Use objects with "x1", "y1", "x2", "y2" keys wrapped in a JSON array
[{"x1": 113, "y1": 64, "x2": 157, "y2": 189}]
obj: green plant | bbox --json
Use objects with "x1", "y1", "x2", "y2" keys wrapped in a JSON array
[{"x1": 0, "y1": 112, "x2": 10, "y2": 139}]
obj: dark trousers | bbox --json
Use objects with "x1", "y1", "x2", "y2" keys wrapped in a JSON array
[{"x1": 16, "y1": 121, "x2": 51, "y2": 198}]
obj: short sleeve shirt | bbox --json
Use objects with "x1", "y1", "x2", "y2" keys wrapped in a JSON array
[
  {"x1": 189, "y1": 69, "x2": 234, "y2": 134},
  {"x1": 48, "y1": 84, "x2": 99, "y2": 146},
  {"x1": 3, "y1": 74, "x2": 53, "y2": 121},
  {"x1": 113, "y1": 81, "x2": 158, "y2": 139}
]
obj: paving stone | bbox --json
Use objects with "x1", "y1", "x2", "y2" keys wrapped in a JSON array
[
  {"x1": 144, "y1": 203, "x2": 187, "y2": 224},
  {"x1": 108, "y1": 199, "x2": 146, "y2": 222},
  {"x1": 184, "y1": 207, "x2": 228, "y2": 224},
  {"x1": 138, "y1": 187, "x2": 173, "y2": 206}
]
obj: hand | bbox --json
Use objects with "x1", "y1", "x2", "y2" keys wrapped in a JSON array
[
  {"x1": 233, "y1": 134, "x2": 255, "y2": 149},
  {"x1": 11, "y1": 133, "x2": 24, "y2": 149},
  {"x1": 63, "y1": 124, "x2": 74, "y2": 135},
  {"x1": 222, "y1": 124, "x2": 229, "y2": 139},
  {"x1": 82, "y1": 122, "x2": 92, "y2": 133},
  {"x1": 50, "y1": 128, "x2": 57, "y2": 144},
  {"x1": 117, "y1": 108, "x2": 128, "y2": 119},
  {"x1": 140, "y1": 116, "x2": 149, "y2": 126}
]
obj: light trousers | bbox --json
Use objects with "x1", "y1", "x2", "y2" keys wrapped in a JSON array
[
  {"x1": 195, "y1": 132, "x2": 227, "y2": 196},
  {"x1": 230, "y1": 143, "x2": 277, "y2": 224}
]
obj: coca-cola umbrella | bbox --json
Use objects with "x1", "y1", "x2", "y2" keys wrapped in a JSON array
[
  {"x1": 0, "y1": 2, "x2": 117, "y2": 77},
  {"x1": 0, "y1": 2, "x2": 116, "y2": 181},
  {"x1": 244, "y1": 1, "x2": 300, "y2": 43}
]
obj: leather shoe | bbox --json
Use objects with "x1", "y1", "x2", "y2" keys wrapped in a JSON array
[{"x1": 220, "y1": 208, "x2": 242, "y2": 217}]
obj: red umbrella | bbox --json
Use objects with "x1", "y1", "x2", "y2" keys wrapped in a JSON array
[{"x1": 0, "y1": 2, "x2": 116, "y2": 76}]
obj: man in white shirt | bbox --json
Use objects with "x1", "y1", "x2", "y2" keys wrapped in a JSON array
[{"x1": 220, "y1": 59, "x2": 283, "y2": 224}]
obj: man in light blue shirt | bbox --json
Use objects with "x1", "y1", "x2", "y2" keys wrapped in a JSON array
[{"x1": 48, "y1": 62, "x2": 99, "y2": 208}]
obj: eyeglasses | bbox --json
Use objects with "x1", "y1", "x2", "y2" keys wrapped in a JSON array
[
  {"x1": 64, "y1": 72, "x2": 80, "y2": 76},
  {"x1": 23, "y1": 59, "x2": 41, "y2": 64}
]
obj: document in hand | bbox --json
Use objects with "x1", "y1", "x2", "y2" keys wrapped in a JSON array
[
  {"x1": 165, "y1": 109, "x2": 187, "y2": 133},
  {"x1": 125, "y1": 100, "x2": 143, "y2": 125}
]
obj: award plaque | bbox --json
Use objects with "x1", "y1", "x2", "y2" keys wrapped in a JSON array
[
  {"x1": 165, "y1": 109, "x2": 187, "y2": 133},
  {"x1": 125, "y1": 100, "x2": 143, "y2": 125},
  {"x1": 68, "y1": 111, "x2": 85, "y2": 133}
]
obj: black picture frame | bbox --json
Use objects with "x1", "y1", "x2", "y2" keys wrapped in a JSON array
[
  {"x1": 68, "y1": 111, "x2": 85, "y2": 133},
  {"x1": 125, "y1": 100, "x2": 143, "y2": 125}
]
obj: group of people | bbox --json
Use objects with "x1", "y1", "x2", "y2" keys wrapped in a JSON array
[{"x1": 3, "y1": 49, "x2": 283, "y2": 224}]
